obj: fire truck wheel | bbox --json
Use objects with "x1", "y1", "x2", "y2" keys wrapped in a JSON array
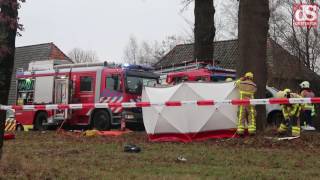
[
  {"x1": 92, "y1": 110, "x2": 111, "y2": 131},
  {"x1": 34, "y1": 112, "x2": 48, "y2": 131}
]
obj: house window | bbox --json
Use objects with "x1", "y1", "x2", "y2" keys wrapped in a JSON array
[
  {"x1": 80, "y1": 76, "x2": 93, "y2": 91},
  {"x1": 106, "y1": 75, "x2": 121, "y2": 91}
]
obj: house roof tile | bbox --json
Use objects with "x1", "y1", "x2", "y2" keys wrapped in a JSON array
[{"x1": 154, "y1": 39, "x2": 239, "y2": 69}]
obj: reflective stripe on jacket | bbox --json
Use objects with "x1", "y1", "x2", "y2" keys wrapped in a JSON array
[
  {"x1": 236, "y1": 79, "x2": 257, "y2": 99},
  {"x1": 300, "y1": 89, "x2": 315, "y2": 111},
  {"x1": 281, "y1": 104, "x2": 301, "y2": 119}
]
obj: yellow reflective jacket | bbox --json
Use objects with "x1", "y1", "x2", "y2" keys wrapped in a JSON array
[
  {"x1": 281, "y1": 104, "x2": 301, "y2": 119},
  {"x1": 300, "y1": 89, "x2": 315, "y2": 111},
  {"x1": 235, "y1": 78, "x2": 257, "y2": 99}
]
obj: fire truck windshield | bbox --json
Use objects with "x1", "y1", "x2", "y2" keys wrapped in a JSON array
[{"x1": 126, "y1": 76, "x2": 158, "y2": 94}]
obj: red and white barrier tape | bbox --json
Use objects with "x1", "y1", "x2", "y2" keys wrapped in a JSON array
[{"x1": 1, "y1": 97, "x2": 320, "y2": 111}]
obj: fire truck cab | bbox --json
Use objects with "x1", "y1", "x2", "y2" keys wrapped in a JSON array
[{"x1": 14, "y1": 62, "x2": 159, "y2": 131}]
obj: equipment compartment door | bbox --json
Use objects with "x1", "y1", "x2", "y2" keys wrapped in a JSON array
[
  {"x1": 54, "y1": 78, "x2": 69, "y2": 119},
  {"x1": 34, "y1": 76, "x2": 54, "y2": 104}
]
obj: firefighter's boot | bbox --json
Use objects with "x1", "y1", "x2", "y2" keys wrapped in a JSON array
[
  {"x1": 278, "y1": 123, "x2": 287, "y2": 135},
  {"x1": 292, "y1": 126, "x2": 300, "y2": 137},
  {"x1": 248, "y1": 105, "x2": 256, "y2": 135},
  {"x1": 236, "y1": 125, "x2": 245, "y2": 137}
]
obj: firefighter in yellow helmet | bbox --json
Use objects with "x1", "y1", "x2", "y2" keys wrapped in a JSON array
[
  {"x1": 277, "y1": 89, "x2": 302, "y2": 137},
  {"x1": 299, "y1": 81, "x2": 316, "y2": 131},
  {"x1": 235, "y1": 72, "x2": 257, "y2": 136}
]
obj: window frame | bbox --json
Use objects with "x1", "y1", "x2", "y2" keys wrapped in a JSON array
[
  {"x1": 80, "y1": 76, "x2": 94, "y2": 92},
  {"x1": 105, "y1": 74, "x2": 122, "y2": 92}
]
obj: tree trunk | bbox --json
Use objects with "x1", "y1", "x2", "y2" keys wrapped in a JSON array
[
  {"x1": 194, "y1": 0, "x2": 215, "y2": 63},
  {"x1": 238, "y1": 0, "x2": 270, "y2": 131},
  {"x1": 0, "y1": 0, "x2": 19, "y2": 159},
  {"x1": 305, "y1": 27, "x2": 310, "y2": 69}
]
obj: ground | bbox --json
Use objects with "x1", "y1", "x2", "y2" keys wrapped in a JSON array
[{"x1": 1, "y1": 129, "x2": 320, "y2": 179}]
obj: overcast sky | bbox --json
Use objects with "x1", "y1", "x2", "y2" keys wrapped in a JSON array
[{"x1": 16, "y1": 0, "x2": 197, "y2": 62}]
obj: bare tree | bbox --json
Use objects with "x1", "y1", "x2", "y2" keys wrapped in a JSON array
[
  {"x1": 123, "y1": 35, "x2": 139, "y2": 64},
  {"x1": 219, "y1": 0, "x2": 278, "y2": 40},
  {"x1": 219, "y1": 1, "x2": 239, "y2": 39},
  {"x1": 238, "y1": 0, "x2": 270, "y2": 131},
  {"x1": 153, "y1": 35, "x2": 189, "y2": 60},
  {"x1": 138, "y1": 41, "x2": 154, "y2": 65},
  {"x1": 181, "y1": 1, "x2": 239, "y2": 41},
  {"x1": 123, "y1": 35, "x2": 188, "y2": 65},
  {"x1": 269, "y1": 0, "x2": 320, "y2": 73},
  {"x1": 68, "y1": 48, "x2": 99, "y2": 63},
  {"x1": 182, "y1": 0, "x2": 216, "y2": 61},
  {"x1": 194, "y1": 0, "x2": 215, "y2": 63},
  {"x1": 221, "y1": 0, "x2": 320, "y2": 73},
  {"x1": 0, "y1": 0, "x2": 24, "y2": 159}
]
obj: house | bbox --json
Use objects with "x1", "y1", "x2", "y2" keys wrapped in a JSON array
[
  {"x1": 8, "y1": 43, "x2": 72, "y2": 105},
  {"x1": 154, "y1": 39, "x2": 320, "y2": 93}
]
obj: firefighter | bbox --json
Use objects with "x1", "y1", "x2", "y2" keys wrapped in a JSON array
[
  {"x1": 235, "y1": 72, "x2": 257, "y2": 136},
  {"x1": 277, "y1": 89, "x2": 301, "y2": 137},
  {"x1": 299, "y1": 81, "x2": 316, "y2": 131}
]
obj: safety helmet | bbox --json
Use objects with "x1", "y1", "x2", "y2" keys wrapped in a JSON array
[
  {"x1": 300, "y1": 81, "x2": 310, "y2": 89},
  {"x1": 244, "y1": 72, "x2": 253, "y2": 79},
  {"x1": 283, "y1": 88, "x2": 292, "y2": 98},
  {"x1": 283, "y1": 88, "x2": 291, "y2": 94},
  {"x1": 225, "y1": 78, "x2": 233, "y2": 82}
]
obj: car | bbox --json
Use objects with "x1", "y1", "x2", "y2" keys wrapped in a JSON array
[{"x1": 266, "y1": 86, "x2": 283, "y2": 126}]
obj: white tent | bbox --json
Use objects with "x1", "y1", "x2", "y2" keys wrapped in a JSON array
[{"x1": 142, "y1": 82, "x2": 239, "y2": 142}]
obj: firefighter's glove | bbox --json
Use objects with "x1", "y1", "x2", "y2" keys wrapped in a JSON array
[{"x1": 312, "y1": 108, "x2": 316, "y2": 117}]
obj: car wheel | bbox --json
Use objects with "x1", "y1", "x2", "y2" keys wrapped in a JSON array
[
  {"x1": 34, "y1": 112, "x2": 48, "y2": 131},
  {"x1": 92, "y1": 110, "x2": 111, "y2": 131}
]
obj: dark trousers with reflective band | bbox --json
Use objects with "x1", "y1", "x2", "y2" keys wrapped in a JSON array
[
  {"x1": 278, "y1": 116, "x2": 300, "y2": 137},
  {"x1": 237, "y1": 105, "x2": 256, "y2": 135},
  {"x1": 301, "y1": 110, "x2": 313, "y2": 127}
]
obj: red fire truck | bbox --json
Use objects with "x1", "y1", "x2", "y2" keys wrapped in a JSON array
[
  {"x1": 14, "y1": 62, "x2": 159, "y2": 131},
  {"x1": 158, "y1": 63, "x2": 236, "y2": 85}
]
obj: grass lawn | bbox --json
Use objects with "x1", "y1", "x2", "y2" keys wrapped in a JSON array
[{"x1": 1, "y1": 130, "x2": 320, "y2": 179}]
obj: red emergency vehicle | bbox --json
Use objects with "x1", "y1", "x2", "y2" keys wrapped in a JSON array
[
  {"x1": 14, "y1": 62, "x2": 159, "y2": 131},
  {"x1": 164, "y1": 63, "x2": 236, "y2": 85}
]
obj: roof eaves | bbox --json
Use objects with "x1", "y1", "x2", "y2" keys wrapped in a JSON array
[{"x1": 49, "y1": 43, "x2": 72, "y2": 62}]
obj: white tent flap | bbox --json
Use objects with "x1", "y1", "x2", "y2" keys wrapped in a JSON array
[{"x1": 142, "y1": 82, "x2": 239, "y2": 142}]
